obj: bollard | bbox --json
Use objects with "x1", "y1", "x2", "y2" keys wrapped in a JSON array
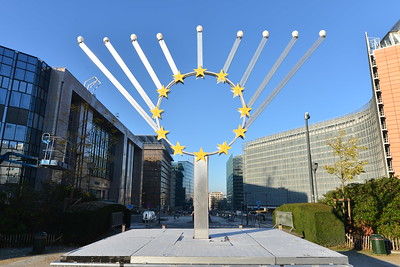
[{"x1": 122, "y1": 224, "x2": 126, "y2": 232}]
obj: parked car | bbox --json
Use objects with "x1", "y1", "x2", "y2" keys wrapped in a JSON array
[{"x1": 142, "y1": 210, "x2": 156, "y2": 223}]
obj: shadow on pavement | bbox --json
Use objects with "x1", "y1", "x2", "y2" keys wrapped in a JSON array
[
  {"x1": 0, "y1": 245, "x2": 77, "y2": 261},
  {"x1": 340, "y1": 250, "x2": 400, "y2": 267}
]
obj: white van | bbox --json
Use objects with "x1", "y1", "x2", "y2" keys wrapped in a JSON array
[{"x1": 142, "y1": 210, "x2": 156, "y2": 223}]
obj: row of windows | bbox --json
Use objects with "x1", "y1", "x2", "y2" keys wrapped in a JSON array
[
  {"x1": 1, "y1": 123, "x2": 43, "y2": 153},
  {"x1": 0, "y1": 76, "x2": 9, "y2": 89},
  {"x1": 243, "y1": 103, "x2": 387, "y2": 199},
  {"x1": 2, "y1": 106, "x2": 44, "y2": 130},
  {"x1": 0, "y1": 47, "x2": 15, "y2": 58},
  {"x1": 89, "y1": 119, "x2": 115, "y2": 179},
  {"x1": 0, "y1": 55, "x2": 13, "y2": 65},
  {"x1": 0, "y1": 46, "x2": 50, "y2": 185}
]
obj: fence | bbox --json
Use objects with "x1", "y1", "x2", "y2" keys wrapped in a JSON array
[
  {"x1": 0, "y1": 233, "x2": 61, "y2": 248},
  {"x1": 345, "y1": 233, "x2": 400, "y2": 251}
]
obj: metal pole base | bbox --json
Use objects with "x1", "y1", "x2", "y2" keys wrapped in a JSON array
[{"x1": 194, "y1": 159, "x2": 209, "y2": 239}]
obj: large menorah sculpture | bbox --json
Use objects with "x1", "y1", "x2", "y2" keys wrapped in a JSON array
[{"x1": 78, "y1": 26, "x2": 325, "y2": 239}]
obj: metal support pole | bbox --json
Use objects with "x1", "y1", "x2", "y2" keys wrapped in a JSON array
[
  {"x1": 312, "y1": 162, "x2": 319, "y2": 202},
  {"x1": 241, "y1": 201, "x2": 244, "y2": 225},
  {"x1": 245, "y1": 192, "x2": 249, "y2": 226},
  {"x1": 305, "y1": 112, "x2": 315, "y2": 203},
  {"x1": 194, "y1": 158, "x2": 209, "y2": 239}
]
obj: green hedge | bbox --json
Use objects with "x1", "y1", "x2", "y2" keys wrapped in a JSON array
[
  {"x1": 274, "y1": 203, "x2": 345, "y2": 247},
  {"x1": 62, "y1": 201, "x2": 127, "y2": 244}
]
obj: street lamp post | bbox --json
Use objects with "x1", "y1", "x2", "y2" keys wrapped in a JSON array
[
  {"x1": 312, "y1": 162, "x2": 319, "y2": 202},
  {"x1": 241, "y1": 201, "x2": 244, "y2": 225},
  {"x1": 305, "y1": 112, "x2": 315, "y2": 203},
  {"x1": 245, "y1": 192, "x2": 250, "y2": 225}
]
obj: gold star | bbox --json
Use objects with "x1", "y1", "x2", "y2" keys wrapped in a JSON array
[
  {"x1": 238, "y1": 105, "x2": 252, "y2": 118},
  {"x1": 194, "y1": 66, "x2": 207, "y2": 78},
  {"x1": 155, "y1": 127, "x2": 169, "y2": 140},
  {"x1": 157, "y1": 86, "x2": 170, "y2": 98},
  {"x1": 216, "y1": 69, "x2": 228, "y2": 83},
  {"x1": 231, "y1": 84, "x2": 244, "y2": 98},
  {"x1": 173, "y1": 71, "x2": 185, "y2": 83},
  {"x1": 233, "y1": 125, "x2": 247, "y2": 139},
  {"x1": 217, "y1": 141, "x2": 231, "y2": 155},
  {"x1": 171, "y1": 142, "x2": 185, "y2": 155},
  {"x1": 194, "y1": 147, "x2": 208, "y2": 162},
  {"x1": 150, "y1": 106, "x2": 164, "y2": 118}
]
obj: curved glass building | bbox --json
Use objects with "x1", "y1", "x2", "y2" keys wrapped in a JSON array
[
  {"x1": 242, "y1": 21, "x2": 400, "y2": 207},
  {"x1": 243, "y1": 101, "x2": 386, "y2": 206}
]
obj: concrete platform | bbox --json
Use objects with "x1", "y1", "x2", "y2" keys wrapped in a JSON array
[{"x1": 51, "y1": 228, "x2": 351, "y2": 266}]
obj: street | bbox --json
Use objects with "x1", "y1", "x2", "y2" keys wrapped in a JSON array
[{"x1": 130, "y1": 213, "x2": 273, "y2": 229}]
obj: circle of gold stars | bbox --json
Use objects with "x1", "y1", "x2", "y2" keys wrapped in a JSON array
[{"x1": 152, "y1": 67, "x2": 250, "y2": 161}]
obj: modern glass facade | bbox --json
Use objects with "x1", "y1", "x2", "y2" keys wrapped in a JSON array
[
  {"x1": 138, "y1": 135, "x2": 173, "y2": 210},
  {"x1": 42, "y1": 68, "x2": 144, "y2": 204},
  {"x1": 0, "y1": 46, "x2": 51, "y2": 186},
  {"x1": 243, "y1": 101, "x2": 387, "y2": 206},
  {"x1": 0, "y1": 47, "x2": 145, "y2": 205},
  {"x1": 226, "y1": 155, "x2": 243, "y2": 211},
  {"x1": 172, "y1": 162, "x2": 185, "y2": 208},
  {"x1": 179, "y1": 160, "x2": 194, "y2": 203},
  {"x1": 88, "y1": 112, "x2": 116, "y2": 180},
  {"x1": 172, "y1": 160, "x2": 193, "y2": 210}
]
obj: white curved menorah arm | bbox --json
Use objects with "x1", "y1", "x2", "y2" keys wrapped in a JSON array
[
  {"x1": 197, "y1": 25, "x2": 203, "y2": 67},
  {"x1": 239, "y1": 30, "x2": 269, "y2": 87},
  {"x1": 248, "y1": 31, "x2": 299, "y2": 108},
  {"x1": 222, "y1": 31, "x2": 243, "y2": 73},
  {"x1": 78, "y1": 37, "x2": 158, "y2": 131},
  {"x1": 131, "y1": 34, "x2": 163, "y2": 90},
  {"x1": 104, "y1": 37, "x2": 156, "y2": 110},
  {"x1": 247, "y1": 31, "x2": 326, "y2": 128},
  {"x1": 157, "y1": 33, "x2": 179, "y2": 75}
]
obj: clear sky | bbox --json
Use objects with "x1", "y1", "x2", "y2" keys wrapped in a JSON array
[{"x1": 1, "y1": 1, "x2": 399, "y2": 193}]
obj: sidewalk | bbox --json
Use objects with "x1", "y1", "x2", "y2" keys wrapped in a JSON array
[
  {"x1": 0, "y1": 246, "x2": 78, "y2": 267},
  {"x1": 340, "y1": 250, "x2": 400, "y2": 267},
  {"x1": 1, "y1": 215, "x2": 399, "y2": 267}
]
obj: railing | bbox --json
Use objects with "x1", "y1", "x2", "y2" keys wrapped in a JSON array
[
  {"x1": 0, "y1": 233, "x2": 61, "y2": 248},
  {"x1": 345, "y1": 234, "x2": 400, "y2": 251},
  {"x1": 273, "y1": 211, "x2": 294, "y2": 232}
]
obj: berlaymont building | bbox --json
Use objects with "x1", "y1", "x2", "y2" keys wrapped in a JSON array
[{"x1": 243, "y1": 21, "x2": 400, "y2": 208}]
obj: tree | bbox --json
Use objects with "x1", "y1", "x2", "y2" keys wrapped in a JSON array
[
  {"x1": 322, "y1": 177, "x2": 400, "y2": 236},
  {"x1": 324, "y1": 130, "x2": 367, "y2": 199}
]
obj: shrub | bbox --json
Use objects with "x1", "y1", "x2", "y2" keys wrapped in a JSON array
[
  {"x1": 275, "y1": 203, "x2": 345, "y2": 247},
  {"x1": 62, "y1": 201, "x2": 127, "y2": 244},
  {"x1": 322, "y1": 177, "x2": 400, "y2": 237}
]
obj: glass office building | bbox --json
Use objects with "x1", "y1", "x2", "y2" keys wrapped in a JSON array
[
  {"x1": 0, "y1": 46, "x2": 144, "y2": 205},
  {"x1": 226, "y1": 155, "x2": 243, "y2": 211},
  {"x1": 0, "y1": 46, "x2": 51, "y2": 186},
  {"x1": 243, "y1": 101, "x2": 387, "y2": 206},
  {"x1": 137, "y1": 135, "x2": 173, "y2": 210},
  {"x1": 179, "y1": 160, "x2": 194, "y2": 203}
]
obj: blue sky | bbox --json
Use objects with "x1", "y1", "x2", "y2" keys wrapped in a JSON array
[{"x1": 1, "y1": 1, "x2": 399, "y2": 193}]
